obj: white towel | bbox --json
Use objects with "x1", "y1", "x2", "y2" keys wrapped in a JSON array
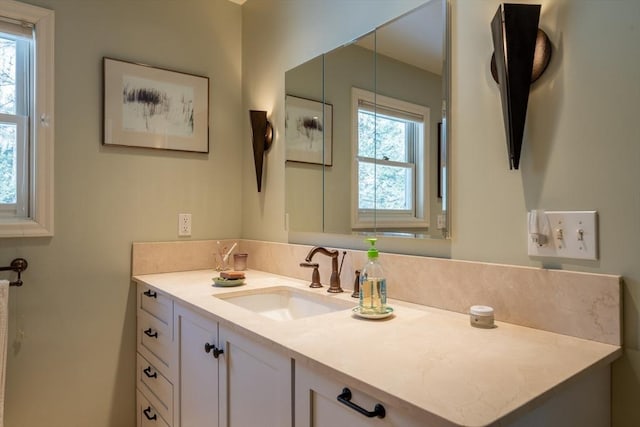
[{"x1": 0, "y1": 280, "x2": 9, "y2": 427}]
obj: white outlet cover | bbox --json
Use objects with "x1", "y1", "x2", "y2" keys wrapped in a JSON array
[
  {"x1": 527, "y1": 211, "x2": 598, "y2": 260},
  {"x1": 178, "y1": 213, "x2": 192, "y2": 236}
]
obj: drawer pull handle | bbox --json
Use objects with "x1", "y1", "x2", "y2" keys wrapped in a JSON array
[
  {"x1": 143, "y1": 289, "x2": 158, "y2": 298},
  {"x1": 143, "y1": 366, "x2": 157, "y2": 379},
  {"x1": 144, "y1": 328, "x2": 158, "y2": 339},
  {"x1": 337, "y1": 388, "x2": 386, "y2": 419},
  {"x1": 204, "y1": 342, "x2": 224, "y2": 358},
  {"x1": 143, "y1": 406, "x2": 157, "y2": 421}
]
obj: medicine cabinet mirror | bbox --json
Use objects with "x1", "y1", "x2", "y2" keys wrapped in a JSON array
[{"x1": 285, "y1": 0, "x2": 449, "y2": 240}]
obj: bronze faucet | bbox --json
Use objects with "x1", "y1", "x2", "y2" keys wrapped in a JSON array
[{"x1": 301, "y1": 246, "x2": 343, "y2": 293}]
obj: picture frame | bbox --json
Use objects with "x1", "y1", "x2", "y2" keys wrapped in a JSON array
[
  {"x1": 285, "y1": 95, "x2": 333, "y2": 166},
  {"x1": 103, "y1": 57, "x2": 209, "y2": 153}
]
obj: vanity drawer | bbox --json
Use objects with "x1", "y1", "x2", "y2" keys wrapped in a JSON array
[
  {"x1": 295, "y1": 363, "x2": 427, "y2": 427},
  {"x1": 137, "y1": 353, "x2": 173, "y2": 424},
  {"x1": 138, "y1": 309, "x2": 173, "y2": 371},
  {"x1": 137, "y1": 389, "x2": 170, "y2": 427},
  {"x1": 138, "y1": 283, "x2": 173, "y2": 325}
]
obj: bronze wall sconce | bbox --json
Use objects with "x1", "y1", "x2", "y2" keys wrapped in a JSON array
[
  {"x1": 249, "y1": 110, "x2": 274, "y2": 192},
  {"x1": 490, "y1": 3, "x2": 552, "y2": 170}
]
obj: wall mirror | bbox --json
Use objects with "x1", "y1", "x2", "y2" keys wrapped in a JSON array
[{"x1": 285, "y1": 0, "x2": 449, "y2": 240}]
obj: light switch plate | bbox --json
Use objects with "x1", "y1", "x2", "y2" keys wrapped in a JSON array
[{"x1": 527, "y1": 211, "x2": 598, "y2": 260}]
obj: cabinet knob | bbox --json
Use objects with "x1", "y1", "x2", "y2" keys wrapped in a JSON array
[
  {"x1": 143, "y1": 366, "x2": 157, "y2": 379},
  {"x1": 144, "y1": 328, "x2": 158, "y2": 339},
  {"x1": 337, "y1": 388, "x2": 386, "y2": 419},
  {"x1": 143, "y1": 289, "x2": 157, "y2": 298},
  {"x1": 204, "y1": 342, "x2": 224, "y2": 358},
  {"x1": 143, "y1": 406, "x2": 157, "y2": 421}
]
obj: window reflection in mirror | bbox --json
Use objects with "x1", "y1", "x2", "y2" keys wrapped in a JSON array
[
  {"x1": 285, "y1": 0, "x2": 449, "y2": 240},
  {"x1": 352, "y1": 88, "x2": 430, "y2": 231}
]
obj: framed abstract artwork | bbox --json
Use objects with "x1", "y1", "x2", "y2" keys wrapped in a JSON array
[{"x1": 103, "y1": 57, "x2": 209, "y2": 153}]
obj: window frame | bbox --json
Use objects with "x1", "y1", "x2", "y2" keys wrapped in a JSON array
[
  {"x1": 350, "y1": 87, "x2": 430, "y2": 230},
  {"x1": 0, "y1": 0, "x2": 54, "y2": 237}
]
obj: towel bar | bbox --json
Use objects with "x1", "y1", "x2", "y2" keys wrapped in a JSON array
[{"x1": 0, "y1": 258, "x2": 28, "y2": 286}]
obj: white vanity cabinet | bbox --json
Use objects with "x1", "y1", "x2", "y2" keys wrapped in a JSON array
[
  {"x1": 295, "y1": 363, "x2": 425, "y2": 427},
  {"x1": 174, "y1": 304, "x2": 292, "y2": 427},
  {"x1": 134, "y1": 268, "x2": 619, "y2": 427},
  {"x1": 136, "y1": 283, "x2": 176, "y2": 427},
  {"x1": 218, "y1": 324, "x2": 292, "y2": 427},
  {"x1": 175, "y1": 304, "x2": 221, "y2": 427},
  {"x1": 295, "y1": 355, "x2": 613, "y2": 427}
]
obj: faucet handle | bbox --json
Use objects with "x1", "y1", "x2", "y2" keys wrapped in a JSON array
[
  {"x1": 300, "y1": 262, "x2": 322, "y2": 288},
  {"x1": 351, "y1": 270, "x2": 361, "y2": 298}
]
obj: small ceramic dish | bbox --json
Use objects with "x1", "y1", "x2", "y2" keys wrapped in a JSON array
[
  {"x1": 352, "y1": 306, "x2": 394, "y2": 320},
  {"x1": 212, "y1": 277, "x2": 246, "y2": 287}
]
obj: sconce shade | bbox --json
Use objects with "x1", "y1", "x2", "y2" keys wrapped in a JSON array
[
  {"x1": 249, "y1": 110, "x2": 273, "y2": 192},
  {"x1": 491, "y1": 29, "x2": 551, "y2": 85},
  {"x1": 491, "y1": 3, "x2": 542, "y2": 170}
]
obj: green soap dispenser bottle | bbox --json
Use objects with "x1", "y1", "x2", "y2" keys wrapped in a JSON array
[{"x1": 359, "y1": 238, "x2": 387, "y2": 314}]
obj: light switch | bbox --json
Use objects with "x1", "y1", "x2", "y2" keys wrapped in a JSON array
[{"x1": 527, "y1": 211, "x2": 598, "y2": 260}]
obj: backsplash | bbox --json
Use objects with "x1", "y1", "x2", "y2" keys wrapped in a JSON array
[{"x1": 132, "y1": 239, "x2": 621, "y2": 346}]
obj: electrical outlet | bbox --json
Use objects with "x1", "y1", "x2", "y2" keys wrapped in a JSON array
[{"x1": 178, "y1": 213, "x2": 191, "y2": 236}]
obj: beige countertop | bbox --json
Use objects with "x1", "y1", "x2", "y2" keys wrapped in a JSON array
[{"x1": 133, "y1": 268, "x2": 621, "y2": 427}]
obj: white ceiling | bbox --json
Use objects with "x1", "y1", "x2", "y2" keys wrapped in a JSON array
[
  {"x1": 231, "y1": 0, "x2": 443, "y2": 76},
  {"x1": 354, "y1": 1, "x2": 445, "y2": 76}
]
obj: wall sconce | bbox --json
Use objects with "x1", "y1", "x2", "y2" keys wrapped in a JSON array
[
  {"x1": 490, "y1": 3, "x2": 552, "y2": 170},
  {"x1": 249, "y1": 110, "x2": 274, "y2": 192}
]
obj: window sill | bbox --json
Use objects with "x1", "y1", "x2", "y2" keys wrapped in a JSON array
[{"x1": 0, "y1": 217, "x2": 53, "y2": 238}]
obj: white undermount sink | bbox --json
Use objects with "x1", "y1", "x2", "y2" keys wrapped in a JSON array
[{"x1": 215, "y1": 286, "x2": 352, "y2": 321}]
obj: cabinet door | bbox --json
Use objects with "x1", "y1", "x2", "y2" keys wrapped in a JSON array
[
  {"x1": 295, "y1": 363, "x2": 425, "y2": 427},
  {"x1": 218, "y1": 325, "x2": 292, "y2": 427},
  {"x1": 176, "y1": 305, "x2": 220, "y2": 427}
]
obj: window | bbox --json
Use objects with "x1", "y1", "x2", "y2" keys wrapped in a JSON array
[
  {"x1": 0, "y1": 2, "x2": 54, "y2": 237},
  {"x1": 351, "y1": 88, "x2": 429, "y2": 230}
]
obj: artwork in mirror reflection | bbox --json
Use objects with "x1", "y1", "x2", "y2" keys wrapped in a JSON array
[
  {"x1": 285, "y1": 95, "x2": 333, "y2": 166},
  {"x1": 285, "y1": 0, "x2": 449, "y2": 239}
]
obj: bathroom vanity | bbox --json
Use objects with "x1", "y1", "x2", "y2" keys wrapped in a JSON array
[{"x1": 133, "y1": 266, "x2": 620, "y2": 427}]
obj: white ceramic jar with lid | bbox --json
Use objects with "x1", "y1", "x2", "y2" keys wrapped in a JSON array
[{"x1": 469, "y1": 305, "x2": 495, "y2": 328}]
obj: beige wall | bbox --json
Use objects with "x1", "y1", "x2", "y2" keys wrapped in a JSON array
[
  {"x1": 0, "y1": 0, "x2": 242, "y2": 426},
  {"x1": 1, "y1": 0, "x2": 638, "y2": 426},
  {"x1": 243, "y1": 0, "x2": 640, "y2": 425}
]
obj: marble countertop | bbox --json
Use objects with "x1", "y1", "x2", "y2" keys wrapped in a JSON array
[{"x1": 133, "y1": 268, "x2": 621, "y2": 427}]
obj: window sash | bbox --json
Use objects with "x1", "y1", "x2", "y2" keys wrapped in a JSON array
[
  {"x1": 0, "y1": 29, "x2": 31, "y2": 219},
  {"x1": 0, "y1": 113, "x2": 28, "y2": 217},
  {"x1": 357, "y1": 157, "x2": 415, "y2": 213}
]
